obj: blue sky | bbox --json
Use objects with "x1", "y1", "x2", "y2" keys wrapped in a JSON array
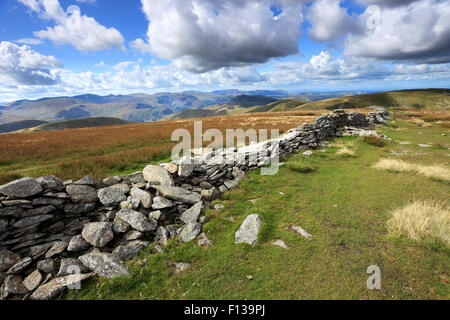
[{"x1": 0, "y1": 0, "x2": 449, "y2": 101}]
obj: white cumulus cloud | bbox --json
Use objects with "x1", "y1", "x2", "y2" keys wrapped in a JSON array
[
  {"x1": 307, "y1": 0, "x2": 361, "y2": 42},
  {"x1": 345, "y1": 0, "x2": 450, "y2": 63},
  {"x1": 0, "y1": 41, "x2": 62, "y2": 85},
  {"x1": 135, "y1": 0, "x2": 304, "y2": 72},
  {"x1": 18, "y1": 0, "x2": 124, "y2": 51}
]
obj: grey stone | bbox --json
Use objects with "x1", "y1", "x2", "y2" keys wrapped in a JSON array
[
  {"x1": 112, "y1": 217, "x2": 130, "y2": 233},
  {"x1": 45, "y1": 240, "x2": 69, "y2": 259},
  {"x1": 180, "y1": 201, "x2": 203, "y2": 224},
  {"x1": 148, "y1": 210, "x2": 162, "y2": 221},
  {"x1": 12, "y1": 214, "x2": 54, "y2": 229},
  {"x1": 130, "y1": 187, "x2": 152, "y2": 208},
  {"x1": 197, "y1": 233, "x2": 213, "y2": 247},
  {"x1": 143, "y1": 165, "x2": 174, "y2": 186},
  {"x1": 78, "y1": 252, "x2": 130, "y2": 278},
  {"x1": 154, "y1": 226, "x2": 168, "y2": 245},
  {"x1": 201, "y1": 187, "x2": 219, "y2": 200},
  {"x1": 30, "y1": 273, "x2": 93, "y2": 300},
  {"x1": 32, "y1": 197, "x2": 65, "y2": 206},
  {"x1": 0, "y1": 218, "x2": 7, "y2": 233},
  {"x1": 23, "y1": 270, "x2": 42, "y2": 291},
  {"x1": 97, "y1": 187, "x2": 127, "y2": 206},
  {"x1": 37, "y1": 258, "x2": 56, "y2": 274},
  {"x1": 67, "y1": 235, "x2": 90, "y2": 252},
  {"x1": 154, "y1": 186, "x2": 201, "y2": 204},
  {"x1": 63, "y1": 202, "x2": 96, "y2": 214},
  {"x1": 57, "y1": 258, "x2": 88, "y2": 277},
  {"x1": 152, "y1": 196, "x2": 174, "y2": 209},
  {"x1": 224, "y1": 179, "x2": 239, "y2": 190},
  {"x1": 74, "y1": 176, "x2": 104, "y2": 189},
  {"x1": 66, "y1": 185, "x2": 97, "y2": 203},
  {"x1": 0, "y1": 177, "x2": 42, "y2": 198},
  {"x1": 36, "y1": 176, "x2": 64, "y2": 191},
  {"x1": 289, "y1": 225, "x2": 313, "y2": 240},
  {"x1": 112, "y1": 240, "x2": 148, "y2": 261},
  {"x1": 213, "y1": 203, "x2": 224, "y2": 211},
  {"x1": 103, "y1": 176, "x2": 120, "y2": 187},
  {"x1": 235, "y1": 214, "x2": 261, "y2": 245},
  {"x1": 169, "y1": 262, "x2": 190, "y2": 275},
  {"x1": 6, "y1": 257, "x2": 32, "y2": 275},
  {"x1": 109, "y1": 183, "x2": 130, "y2": 194},
  {"x1": 179, "y1": 222, "x2": 202, "y2": 242},
  {"x1": 122, "y1": 230, "x2": 143, "y2": 241},
  {"x1": 178, "y1": 158, "x2": 195, "y2": 178},
  {"x1": 160, "y1": 163, "x2": 178, "y2": 174},
  {"x1": 116, "y1": 208, "x2": 156, "y2": 232},
  {"x1": 81, "y1": 222, "x2": 114, "y2": 248},
  {"x1": 1, "y1": 275, "x2": 28, "y2": 296},
  {"x1": 272, "y1": 239, "x2": 289, "y2": 249}
]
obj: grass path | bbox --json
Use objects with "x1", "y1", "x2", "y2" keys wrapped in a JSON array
[{"x1": 66, "y1": 119, "x2": 449, "y2": 300}]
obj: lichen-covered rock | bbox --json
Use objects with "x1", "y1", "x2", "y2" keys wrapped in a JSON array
[
  {"x1": 112, "y1": 216, "x2": 130, "y2": 233},
  {"x1": 23, "y1": 270, "x2": 42, "y2": 291},
  {"x1": 180, "y1": 201, "x2": 203, "y2": 224},
  {"x1": 6, "y1": 257, "x2": 32, "y2": 275},
  {"x1": 154, "y1": 226, "x2": 168, "y2": 245},
  {"x1": 235, "y1": 214, "x2": 261, "y2": 245},
  {"x1": 12, "y1": 214, "x2": 54, "y2": 229},
  {"x1": 1, "y1": 275, "x2": 28, "y2": 296},
  {"x1": 0, "y1": 250, "x2": 21, "y2": 273},
  {"x1": 116, "y1": 208, "x2": 156, "y2": 232},
  {"x1": 179, "y1": 222, "x2": 202, "y2": 242},
  {"x1": 67, "y1": 235, "x2": 90, "y2": 252},
  {"x1": 143, "y1": 165, "x2": 174, "y2": 186},
  {"x1": 45, "y1": 240, "x2": 69, "y2": 259},
  {"x1": 37, "y1": 258, "x2": 56, "y2": 274},
  {"x1": 197, "y1": 233, "x2": 213, "y2": 247},
  {"x1": 78, "y1": 252, "x2": 130, "y2": 278},
  {"x1": 97, "y1": 186, "x2": 127, "y2": 206},
  {"x1": 30, "y1": 273, "x2": 93, "y2": 300},
  {"x1": 74, "y1": 176, "x2": 104, "y2": 189},
  {"x1": 151, "y1": 196, "x2": 174, "y2": 209},
  {"x1": 57, "y1": 258, "x2": 88, "y2": 277},
  {"x1": 81, "y1": 222, "x2": 114, "y2": 248},
  {"x1": 0, "y1": 177, "x2": 42, "y2": 198},
  {"x1": 66, "y1": 185, "x2": 97, "y2": 203},
  {"x1": 112, "y1": 240, "x2": 148, "y2": 261},
  {"x1": 154, "y1": 186, "x2": 201, "y2": 204},
  {"x1": 130, "y1": 187, "x2": 152, "y2": 208},
  {"x1": 37, "y1": 175, "x2": 64, "y2": 191}
]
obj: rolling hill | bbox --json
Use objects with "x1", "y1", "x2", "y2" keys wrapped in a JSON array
[
  {"x1": 0, "y1": 120, "x2": 49, "y2": 133},
  {"x1": 293, "y1": 89, "x2": 450, "y2": 111},
  {"x1": 0, "y1": 90, "x2": 289, "y2": 125},
  {"x1": 163, "y1": 97, "x2": 306, "y2": 120},
  {"x1": 15, "y1": 117, "x2": 130, "y2": 132}
]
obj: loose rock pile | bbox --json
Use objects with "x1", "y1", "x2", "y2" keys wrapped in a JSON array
[{"x1": 0, "y1": 108, "x2": 390, "y2": 300}]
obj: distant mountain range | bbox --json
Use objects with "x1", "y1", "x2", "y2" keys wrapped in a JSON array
[{"x1": 0, "y1": 89, "x2": 372, "y2": 125}]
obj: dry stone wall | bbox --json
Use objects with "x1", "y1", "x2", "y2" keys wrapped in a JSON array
[{"x1": 0, "y1": 108, "x2": 390, "y2": 300}]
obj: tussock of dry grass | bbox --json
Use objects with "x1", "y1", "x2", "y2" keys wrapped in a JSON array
[
  {"x1": 373, "y1": 159, "x2": 450, "y2": 181},
  {"x1": 331, "y1": 140, "x2": 356, "y2": 156},
  {"x1": 387, "y1": 199, "x2": 450, "y2": 246},
  {"x1": 336, "y1": 146, "x2": 355, "y2": 156}
]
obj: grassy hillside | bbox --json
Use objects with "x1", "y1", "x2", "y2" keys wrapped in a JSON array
[
  {"x1": 0, "y1": 119, "x2": 48, "y2": 133},
  {"x1": 164, "y1": 98, "x2": 305, "y2": 120},
  {"x1": 16, "y1": 117, "x2": 130, "y2": 132},
  {"x1": 0, "y1": 110, "x2": 330, "y2": 184},
  {"x1": 66, "y1": 117, "x2": 449, "y2": 300},
  {"x1": 294, "y1": 89, "x2": 450, "y2": 111}
]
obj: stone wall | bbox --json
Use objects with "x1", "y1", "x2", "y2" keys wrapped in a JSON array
[{"x1": 0, "y1": 108, "x2": 390, "y2": 300}]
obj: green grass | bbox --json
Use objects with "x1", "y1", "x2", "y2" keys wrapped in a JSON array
[{"x1": 66, "y1": 118, "x2": 449, "y2": 300}]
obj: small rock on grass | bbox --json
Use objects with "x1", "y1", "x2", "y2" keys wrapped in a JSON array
[
  {"x1": 272, "y1": 239, "x2": 289, "y2": 249},
  {"x1": 287, "y1": 225, "x2": 313, "y2": 240}
]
